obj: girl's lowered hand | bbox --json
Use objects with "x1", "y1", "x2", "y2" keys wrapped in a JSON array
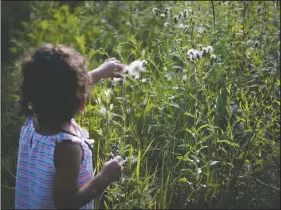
[{"x1": 100, "y1": 156, "x2": 123, "y2": 184}]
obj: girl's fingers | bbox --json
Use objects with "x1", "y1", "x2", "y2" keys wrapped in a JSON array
[
  {"x1": 105, "y1": 58, "x2": 124, "y2": 71},
  {"x1": 113, "y1": 71, "x2": 124, "y2": 78},
  {"x1": 105, "y1": 57, "x2": 117, "y2": 62},
  {"x1": 106, "y1": 57, "x2": 122, "y2": 64},
  {"x1": 109, "y1": 57, "x2": 117, "y2": 61},
  {"x1": 114, "y1": 63, "x2": 124, "y2": 71}
]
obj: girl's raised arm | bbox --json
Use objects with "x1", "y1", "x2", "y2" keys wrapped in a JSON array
[{"x1": 87, "y1": 58, "x2": 124, "y2": 85}]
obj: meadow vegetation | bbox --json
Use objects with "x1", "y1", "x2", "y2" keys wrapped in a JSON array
[{"x1": 1, "y1": 1, "x2": 280, "y2": 209}]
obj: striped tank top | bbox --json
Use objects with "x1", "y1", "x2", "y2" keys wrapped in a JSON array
[{"x1": 15, "y1": 117, "x2": 94, "y2": 209}]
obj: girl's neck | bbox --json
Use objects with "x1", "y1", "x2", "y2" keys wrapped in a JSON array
[{"x1": 33, "y1": 115, "x2": 78, "y2": 136}]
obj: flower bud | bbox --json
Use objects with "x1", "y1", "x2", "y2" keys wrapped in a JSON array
[
  {"x1": 178, "y1": 12, "x2": 183, "y2": 19},
  {"x1": 183, "y1": 9, "x2": 188, "y2": 18},
  {"x1": 153, "y1": 8, "x2": 158, "y2": 16},
  {"x1": 207, "y1": 46, "x2": 213, "y2": 53},
  {"x1": 173, "y1": 15, "x2": 178, "y2": 23},
  {"x1": 187, "y1": 49, "x2": 195, "y2": 55}
]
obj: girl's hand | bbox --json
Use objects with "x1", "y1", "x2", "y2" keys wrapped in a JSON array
[
  {"x1": 88, "y1": 58, "x2": 124, "y2": 85},
  {"x1": 100, "y1": 156, "x2": 123, "y2": 184},
  {"x1": 97, "y1": 58, "x2": 124, "y2": 79}
]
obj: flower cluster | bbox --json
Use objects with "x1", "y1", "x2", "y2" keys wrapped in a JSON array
[
  {"x1": 111, "y1": 59, "x2": 148, "y2": 87},
  {"x1": 153, "y1": 6, "x2": 191, "y2": 28},
  {"x1": 124, "y1": 60, "x2": 147, "y2": 79},
  {"x1": 186, "y1": 46, "x2": 213, "y2": 61}
]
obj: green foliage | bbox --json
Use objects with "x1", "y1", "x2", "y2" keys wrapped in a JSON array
[{"x1": 2, "y1": 1, "x2": 280, "y2": 209}]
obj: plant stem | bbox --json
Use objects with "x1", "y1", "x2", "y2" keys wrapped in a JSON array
[{"x1": 211, "y1": 1, "x2": 216, "y2": 32}]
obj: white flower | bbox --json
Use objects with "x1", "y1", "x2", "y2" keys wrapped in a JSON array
[
  {"x1": 112, "y1": 77, "x2": 123, "y2": 86},
  {"x1": 187, "y1": 49, "x2": 195, "y2": 55},
  {"x1": 190, "y1": 158, "x2": 200, "y2": 163},
  {"x1": 160, "y1": 13, "x2": 165, "y2": 18},
  {"x1": 173, "y1": 15, "x2": 178, "y2": 23},
  {"x1": 113, "y1": 78, "x2": 122, "y2": 82},
  {"x1": 195, "y1": 52, "x2": 201, "y2": 59},
  {"x1": 133, "y1": 73, "x2": 140, "y2": 79},
  {"x1": 207, "y1": 46, "x2": 213, "y2": 53},
  {"x1": 165, "y1": 72, "x2": 173, "y2": 80},
  {"x1": 202, "y1": 47, "x2": 208, "y2": 56},
  {"x1": 141, "y1": 78, "x2": 149, "y2": 83},
  {"x1": 183, "y1": 9, "x2": 188, "y2": 17},
  {"x1": 176, "y1": 23, "x2": 187, "y2": 29},
  {"x1": 126, "y1": 108, "x2": 131, "y2": 114},
  {"x1": 183, "y1": 74, "x2": 187, "y2": 81},
  {"x1": 99, "y1": 106, "x2": 107, "y2": 115},
  {"x1": 142, "y1": 100, "x2": 147, "y2": 106},
  {"x1": 142, "y1": 60, "x2": 147, "y2": 66},
  {"x1": 197, "y1": 168, "x2": 202, "y2": 175},
  {"x1": 125, "y1": 60, "x2": 147, "y2": 76},
  {"x1": 178, "y1": 12, "x2": 183, "y2": 19},
  {"x1": 210, "y1": 54, "x2": 217, "y2": 60},
  {"x1": 164, "y1": 22, "x2": 169, "y2": 27},
  {"x1": 186, "y1": 53, "x2": 193, "y2": 61}
]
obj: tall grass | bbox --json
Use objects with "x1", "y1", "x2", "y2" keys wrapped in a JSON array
[{"x1": 2, "y1": 1, "x2": 280, "y2": 209}]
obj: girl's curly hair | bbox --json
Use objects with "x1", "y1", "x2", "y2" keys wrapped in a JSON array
[{"x1": 20, "y1": 43, "x2": 89, "y2": 126}]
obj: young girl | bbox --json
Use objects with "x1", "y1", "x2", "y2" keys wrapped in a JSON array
[{"x1": 15, "y1": 44, "x2": 124, "y2": 209}]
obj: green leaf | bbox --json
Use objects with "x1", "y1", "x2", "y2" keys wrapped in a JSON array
[
  {"x1": 75, "y1": 35, "x2": 86, "y2": 55},
  {"x1": 197, "y1": 124, "x2": 210, "y2": 132},
  {"x1": 109, "y1": 104, "x2": 114, "y2": 111},
  {"x1": 141, "y1": 140, "x2": 153, "y2": 160},
  {"x1": 178, "y1": 177, "x2": 187, "y2": 183},
  {"x1": 27, "y1": 33, "x2": 37, "y2": 41},
  {"x1": 40, "y1": 20, "x2": 48, "y2": 30},
  {"x1": 136, "y1": 148, "x2": 141, "y2": 182},
  {"x1": 185, "y1": 128, "x2": 193, "y2": 134},
  {"x1": 184, "y1": 112, "x2": 194, "y2": 118},
  {"x1": 217, "y1": 140, "x2": 239, "y2": 148},
  {"x1": 176, "y1": 155, "x2": 189, "y2": 162}
]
